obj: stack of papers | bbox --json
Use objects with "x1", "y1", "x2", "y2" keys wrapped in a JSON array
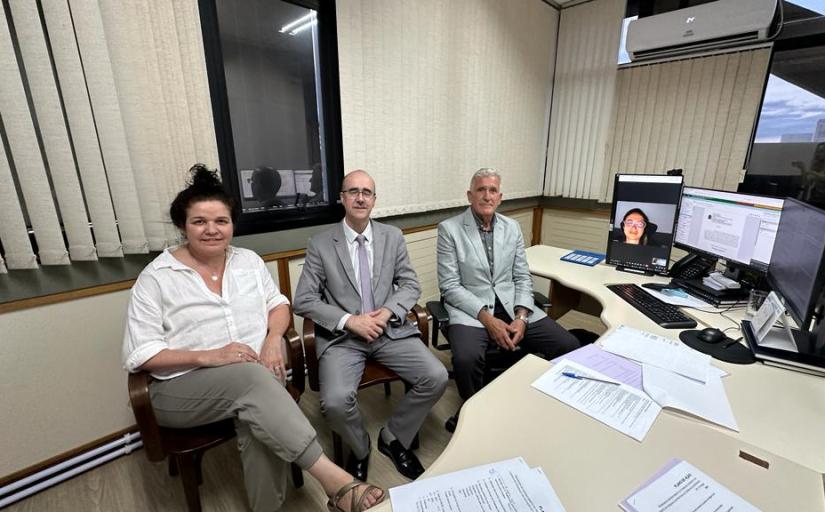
[
  {"x1": 389, "y1": 457, "x2": 565, "y2": 512},
  {"x1": 532, "y1": 359, "x2": 661, "y2": 441},
  {"x1": 620, "y1": 459, "x2": 759, "y2": 511},
  {"x1": 536, "y1": 326, "x2": 738, "y2": 438}
]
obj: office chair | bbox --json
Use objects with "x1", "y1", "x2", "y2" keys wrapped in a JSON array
[
  {"x1": 301, "y1": 305, "x2": 429, "y2": 464},
  {"x1": 127, "y1": 329, "x2": 305, "y2": 512}
]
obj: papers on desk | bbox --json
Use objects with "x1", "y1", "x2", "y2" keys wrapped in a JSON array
[
  {"x1": 542, "y1": 327, "x2": 737, "y2": 432},
  {"x1": 389, "y1": 457, "x2": 565, "y2": 512},
  {"x1": 601, "y1": 325, "x2": 711, "y2": 383},
  {"x1": 642, "y1": 364, "x2": 738, "y2": 431},
  {"x1": 620, "y1": 459, "x2": 760, "y2": 512},
  {"x1": 640, "y1": 286, "x2": 714, "y2": 309},
  {"x1": 532, "y1": 360, "x2": 661, "y2": 441},
  {"x1": 551, "y1": 343, "x2": 643, "y2": 391}
]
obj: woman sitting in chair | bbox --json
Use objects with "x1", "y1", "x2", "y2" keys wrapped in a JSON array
[{"x1": 122, "y1": 164, "x2": 383, "y2": 512}]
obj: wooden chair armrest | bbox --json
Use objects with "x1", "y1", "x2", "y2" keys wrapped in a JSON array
[
  {"x1": 127, "y1": 371, "x2": 166, "y2": 462},
  {"x1": 409, "y1": 304, "x2": 429, "y2": 346},
  {"x1": 301, "y1": 317, "x2": 321, "y2": 392},
  {"x1": 283, "y1": 327, "x2": 305, "y2": 394}
]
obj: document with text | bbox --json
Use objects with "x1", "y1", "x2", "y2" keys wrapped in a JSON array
[
  {"x1": 551, "y1": 343, "x2": 643, "y2": 390},
  {"x1": 620, "y1": 459, "x2": 760, "y2": 512},
  {"x1": 601, "y1": 326, "x2": 711, "y2": 383},
  {"x1": 531, "y1": 359, "x2": 661, "y2": 441},
  {"x1": 388, "y1": 457, "x2": 565, "y2": 512}
]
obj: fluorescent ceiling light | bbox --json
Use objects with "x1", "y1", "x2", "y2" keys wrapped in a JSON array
[
  {"x1": 289, "y1": 18, "x2": 317, "y2": 35},
  {"x1": 279, "y1": 12, "x2": 315, "y2": 33}
]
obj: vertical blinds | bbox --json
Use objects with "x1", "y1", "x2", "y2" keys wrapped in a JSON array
[
  {"x1": 602, "y1": 48, "x2": 771, "y2": 201},
  {"x1": 336, "y1": 0, "x2": 559, "y2": 217},
  {"x1": 544, "y1": 0, "x2": 625, "y2": 200},
  {"x1": 0, "y1": 0, "x2": 217, "y2": 272}
]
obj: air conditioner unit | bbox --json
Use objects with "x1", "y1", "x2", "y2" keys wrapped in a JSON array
[{"x1": 626, "y1": 0, "x2": 778, "y2": 62}]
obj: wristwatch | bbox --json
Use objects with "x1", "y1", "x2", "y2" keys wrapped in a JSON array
[{"x1": 515, "y1": 312, "x2": 529, "y2": 324}]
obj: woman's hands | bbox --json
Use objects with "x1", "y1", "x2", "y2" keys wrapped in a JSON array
[
  {"x1": 200, "y1": 341, "x2": 260, "y2": 367},
  {"x1": 259, "y1": 336, "x2": 287, "y2": 383}
]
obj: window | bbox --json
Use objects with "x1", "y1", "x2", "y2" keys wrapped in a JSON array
[
  {"x1": 742, "y1": 1, "x2": 825, "y2": 208},
  {"x1": 199, "y1": 0, "x2": 344, "y2": 235}
]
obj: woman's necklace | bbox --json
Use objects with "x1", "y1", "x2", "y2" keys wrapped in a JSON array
[{"x1": 192, "y1": 252, "x2": 225, "y2": 282}]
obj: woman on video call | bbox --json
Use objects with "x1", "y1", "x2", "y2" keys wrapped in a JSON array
[{"x1": 618, "y1": 208, "x2": 650, "y2": 245}]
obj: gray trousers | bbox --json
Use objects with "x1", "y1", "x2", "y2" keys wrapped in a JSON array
[
  {"x1": 449, "y1": 316, "x2": 580, "y2": 401},
  {"x1": 318, "y1": 336, "x2": 449, "y2": 459},
  {"x1": 150, "y1": 362, "x2": 323, "y2": 512}
]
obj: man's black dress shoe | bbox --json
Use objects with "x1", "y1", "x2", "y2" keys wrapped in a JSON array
[
  {"x1": 445, "y1": 413, "x2": 458, "y2": 433},
  {"x1": 345, "y1": 451, "x2": 369, "y2": 481},
  {"x1": 378, "y1": 434, "x2": 424, "y2": 480}
]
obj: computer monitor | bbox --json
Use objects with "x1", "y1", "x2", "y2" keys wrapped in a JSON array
[
  {"x1": 674, "y1": 187, "x2": 784, "y2": 272},
  {"x1": 606, "y1": 174, "x2": 683, "y2": 275},
  {"x1": 767, "y1": 198, "x2": 825, "y2": 331}
]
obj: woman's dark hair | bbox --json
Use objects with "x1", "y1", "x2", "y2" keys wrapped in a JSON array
[
  {"x1": 618, "y1": 208, "x2": 651, "y2": 244},
  {"x1": 169, "y1": 164, "x2": 239, "y2": 229}
]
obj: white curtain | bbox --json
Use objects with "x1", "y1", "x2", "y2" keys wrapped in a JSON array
[
  {"x1": 602, "y1": 48, "x2": 771, "y2": 201},
  {"x1": 0, "y1": 0, "x2": 217, "y2": 270},
  {"x1": 337, "y1": 0, "x2": 559, "y2": 217},
  {"x1": 544, "y1": 0, "x2": 625, "y2": 200}
]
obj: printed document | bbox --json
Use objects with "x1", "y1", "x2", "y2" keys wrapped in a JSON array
[
  {"x1": 551, "y1": 343, "x2": 643, "y2": 390},
  {"x1": 532, "y1": 359, "x2": 661, "y2": 442},
  {"x1": 389, "y1": 457, "x2": 565, "y2": 512},
  {"x1": 642, "y1": 364, "x2": 738, "y2": 431},
  {"x1": 601, "y1": 326, "x2": 711, "y2": 383},
  {"x1": 620, "y1": 459, "x2": 760, "y2": 512}
]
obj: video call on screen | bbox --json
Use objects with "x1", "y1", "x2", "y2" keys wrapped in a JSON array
[{"x1": 607, "y1": 176, "x2": 683, "y2": 274}]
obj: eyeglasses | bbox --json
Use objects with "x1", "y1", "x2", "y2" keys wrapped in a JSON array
[
  {"x1": 343, "y1": 188, "x2": 374, "y2": 199},
  {"x1": 623, "y1": 220, "x2": 646, "y2": 229}
]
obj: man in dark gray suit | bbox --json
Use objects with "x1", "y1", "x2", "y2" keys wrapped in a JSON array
[
  {"x1": 294, "y1": 170, "x2": 448, "y2": 481},
  {"x1": 437, "y1": 168, "x2": 579, "y2": 427}
]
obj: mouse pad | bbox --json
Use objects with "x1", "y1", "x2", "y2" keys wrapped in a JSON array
[{"x1": 680, "y1": 330, "x2": 756, "y2": 364}]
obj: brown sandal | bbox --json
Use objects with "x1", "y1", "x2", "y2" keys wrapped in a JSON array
[{"x1": 327, "y1": 479, "x2": 385, "y2": 512}]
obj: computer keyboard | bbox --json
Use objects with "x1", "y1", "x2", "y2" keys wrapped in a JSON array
[{"x1": 606, "y1": 283, "x2": 697, "y2": 329}]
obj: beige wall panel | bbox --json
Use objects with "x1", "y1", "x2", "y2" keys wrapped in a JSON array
[
  {"x1": 0, "y1": 291, "x2": 134, "y2": 476},
  {"x1": 541, "y1": 209, "x2": 609, "y2": 254}
]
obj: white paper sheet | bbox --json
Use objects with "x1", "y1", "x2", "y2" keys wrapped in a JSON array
[
  {"x1": 620, "y1": 459, "x2": 760, "y2": 512},
  {"x1": 531, "y1": 359, "x2": 661, "y2": 442},
  {"x1": 601, "y1": 326, "x2": 711, "y2": 383},
  {"x1": 641, "y1": 287, "x2": 714, "y2": 309},
  {"x1": 389, "y1": 457, "x2": 565, "y2": 512},
  {"x1": 642, "y1": 364, "x2": 738, "y2": 431}
]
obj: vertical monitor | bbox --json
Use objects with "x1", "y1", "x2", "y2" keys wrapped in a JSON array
[
  {"x1": 675, "y1": 187, "x2": 784, "y2": 272},
  {"x1": 606, "y1": 174, "x2": 683, "y2": 274},
  {"x1": 767, "y1": 198, "x2": 825, "y2": 329}
]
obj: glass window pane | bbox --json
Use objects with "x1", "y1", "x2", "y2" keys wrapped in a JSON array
[{"x1": 216, "y1": 0, "x2": 329, "y2": 214}]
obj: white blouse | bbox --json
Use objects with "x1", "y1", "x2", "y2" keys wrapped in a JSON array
[{"x1": 122, "y1": 246, "x2": 289, "y2": 379}]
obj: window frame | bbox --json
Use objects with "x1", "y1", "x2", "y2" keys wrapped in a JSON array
[{"x1": 198, "y1": 0, "x2": 345, "y2": 236}]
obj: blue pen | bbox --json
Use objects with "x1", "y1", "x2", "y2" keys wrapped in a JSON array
[{"x1": 562, "y1": 372, "x2": 620, "y2": 385}]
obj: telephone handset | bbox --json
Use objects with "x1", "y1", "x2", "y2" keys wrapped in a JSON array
[{"x1": 669, "y1": 253, "x2": 716, "y2": 280}]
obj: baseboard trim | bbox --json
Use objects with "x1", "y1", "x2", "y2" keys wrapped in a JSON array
[{"x1": 0, "y1": 426, "x2": 138, "y2": 488}]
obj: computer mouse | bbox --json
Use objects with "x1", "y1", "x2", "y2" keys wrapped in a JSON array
[{"x1": 698, "y1": 327, "x2": 726, "y2": 344}]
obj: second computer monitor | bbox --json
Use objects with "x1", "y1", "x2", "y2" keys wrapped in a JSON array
[
  {"x1": 675, "y1": 187, "x2": 784, "y2": 272},
  {"x1": 767, "y1": 198, "x2": 825, "y2": 330}
]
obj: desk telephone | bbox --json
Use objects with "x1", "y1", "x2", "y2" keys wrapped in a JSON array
[{"x1": 668, "y1": 253, "x2": 716, "y2": 280}]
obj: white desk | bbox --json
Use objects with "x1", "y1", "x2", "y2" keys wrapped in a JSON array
[
  {"x1": 527, "y1": 244, "x2": 825, "y2": 474},
  {"x1": 373, "y1": 245, "x2": 825, "y2": 511}
]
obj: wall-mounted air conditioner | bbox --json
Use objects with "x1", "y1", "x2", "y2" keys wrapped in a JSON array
[{"x1": 626, "y1": 0, "x2": 778, "y2": 62}]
